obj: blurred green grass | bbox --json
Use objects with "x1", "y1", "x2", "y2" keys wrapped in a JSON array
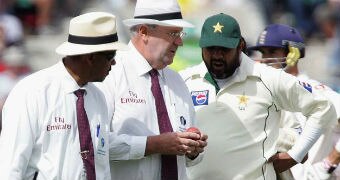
[{"x1": 169, "y1": 37, "x2": 202, "y2": 72}]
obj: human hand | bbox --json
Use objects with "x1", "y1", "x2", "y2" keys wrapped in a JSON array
[
  {"x1": 268, "y1": 152, "x2": 298, "y2": 173},
  {"x1": 305, "y1": 161, "x2": 332, "y2": 180},
  {"x1": 286, "y1": 46, "x2": 300, "y2": 66},
  {"x1": 186, "y1": 127, "x2": 201, "y2": 136},
  {"x1": 145, "y1": 132, "x2": 200, "y2": 156},
  {"x1": 186, "y1": 132, "x2": 208, "y2": 159}
]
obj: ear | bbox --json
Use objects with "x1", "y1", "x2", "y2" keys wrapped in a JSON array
[
  {"x1": 201, "y1": 48, "x2": 207, "y2": 60},
  {"x1": 238, "y1": 38, "x2": 246, "y2": 53},
  {"x1": 138, "y1": 25, "x2": 149, "y2": 41},
  {"x1": 85, "y1": 54, "x2": 95, "y2": 66}
]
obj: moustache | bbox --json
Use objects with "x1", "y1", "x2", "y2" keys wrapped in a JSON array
[
  {"x1": 211, "y1": 58, "x2": 224, "y2": 62},
  {"x1": 210, "y1": 59, "x2": 226, "y2": 66}
]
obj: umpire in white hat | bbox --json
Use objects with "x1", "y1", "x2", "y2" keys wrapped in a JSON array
[
  {"x1": 0, "y1": 12, "x2": 127, "y2": 180},
  {"x1": 102, "y1": 0, "x2": 208, "y2": 180}
]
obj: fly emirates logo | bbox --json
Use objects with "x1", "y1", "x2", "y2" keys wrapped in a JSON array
[
  {"x1": 47, "y1": 117, "x2": 71, "y2": 132},
  {"x1": 121, "y1": 90, "x2": 146, "y2": 104}
]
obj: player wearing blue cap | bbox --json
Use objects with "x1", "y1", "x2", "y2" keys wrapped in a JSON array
[
  {"x1": 249, "y1": 24, "x2": 340, "y2": 180},
  {"x1": 248, "y1": 24, "x2": 305, "y2": 72}
]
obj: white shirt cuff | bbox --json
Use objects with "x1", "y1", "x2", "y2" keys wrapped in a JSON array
[
  {"x1": 287, "y1": 122, "x2": 322, "y2": 162},
  {"x1": 129, "y1": 136, "x2": 147, "y2": 159},
  {"x1": 186, "y1": 153, "x2": 204, "y2": 167}
]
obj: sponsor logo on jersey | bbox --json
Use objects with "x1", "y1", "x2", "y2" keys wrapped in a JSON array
[
  {"x1": 299, "y1": 81, "x2": 312, "y2": 93},
  {"x1": 101, "y1": 137, "x2": 105, "y2": 148},
  {"x1": 120, "y1": 90, "x2": 146, "y2": 104},
  {"x1": 191, "y1": 90, "x2": 209, "y2": 106},
  {"x1": 47, "y1": 117, "x2": 71, "y2": 132}
]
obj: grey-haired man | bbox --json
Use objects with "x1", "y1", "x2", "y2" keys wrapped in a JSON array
[{"x1": 102, "y1": 0, "x2": 207, "y2": 179}]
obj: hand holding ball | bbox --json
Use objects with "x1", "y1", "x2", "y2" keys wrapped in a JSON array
[{"x1": 186, "y1": 127, "x2": 201, "y2": 137}]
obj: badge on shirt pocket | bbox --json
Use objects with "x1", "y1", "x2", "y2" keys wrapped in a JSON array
[
  {"x1": 173, "y1": 107, "x2": 191, "y2": 132},
  {"x1": 178, "y1": 115, "x2": 188, "y2": 132}
]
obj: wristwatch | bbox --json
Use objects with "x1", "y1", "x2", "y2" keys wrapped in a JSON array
[{"x1": 323, "y1": 158, "x2": 338, "y2": 173}]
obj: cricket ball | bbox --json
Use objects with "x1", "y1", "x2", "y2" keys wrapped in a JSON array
[{"x1": 186, "y1": 127, "x2": 201, "y2": 136}]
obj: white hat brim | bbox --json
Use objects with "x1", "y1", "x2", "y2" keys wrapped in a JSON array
[
  {"x1": 123, "y1": 18, "x2": 194, "y2": 28},
  {"x1": 55, "y1": 41, "x2": 128, "y2": 56}
]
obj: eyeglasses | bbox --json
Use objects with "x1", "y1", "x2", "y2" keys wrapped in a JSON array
[{"x1": 166, "y1": 31, "x2": 187, "y2": 39}]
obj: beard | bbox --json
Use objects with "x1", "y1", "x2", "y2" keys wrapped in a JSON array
[
  {"x1": 209, "y1": 58, "x2": 228, "y2": 79},
  {"x1": 207, "y1": 52, "x2": 240, "y2": 79}
]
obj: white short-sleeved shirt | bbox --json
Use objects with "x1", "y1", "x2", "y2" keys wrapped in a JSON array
[
  {"x1": 102, "y1": 42, "x2": 200, "y2": 180},
  {"x1": 0, "y1": 61, "x2": 111, "y2": 180},
  {"x1": 179, "y1": 53, "x2": 336, "y2": 180}
]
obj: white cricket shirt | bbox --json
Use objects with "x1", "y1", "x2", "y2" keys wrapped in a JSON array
[
  {"x1": 103, "y1": 42, "x2": 201, "y2": 180},
  {"x1": 0, "y1": 61, "x2": 111, "y2": 180},
  {"x1": 179, "y1": 53, "x2": 336, "y2": 180}
]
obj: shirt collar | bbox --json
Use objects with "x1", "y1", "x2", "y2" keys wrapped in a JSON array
[
  {"x1": 57, "y1": 61, "x2": 89, "y2": 95},
  {"x1": 210, "y1": 53, "x2": 260, "y2": 91},
  {"x1": 213, "y1": 52, "x2": 261, "y2": 84},
  {"x1": 231, "y1": 52, "x2": 261, "y2": 82},
  {"x1": 194, "y1": 62, "x2": 210, "y2": 78},
  {"x1": 126, "y1": 42, "x2": 165, "y2": 79},
  {"x1": 127, "y1": 42, "x2": 153, "y2": 77}
]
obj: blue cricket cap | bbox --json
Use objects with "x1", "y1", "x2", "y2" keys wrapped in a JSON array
[{"x1": 248, "y1": 24, "x2": 305, "y2": 57}]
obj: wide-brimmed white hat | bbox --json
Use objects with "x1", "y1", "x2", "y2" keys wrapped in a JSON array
[
  {"x1": 56, "y1": 12, "x2": 127, "y2": 56},
  {"x1": 123, "y1": 0, "x2": 194, "y2": 28}
]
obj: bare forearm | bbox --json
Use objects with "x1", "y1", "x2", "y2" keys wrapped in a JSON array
[
  {"x1": 145, "y1": 135, "x2": 160, "y2": 156},
  {"x1": 328, "y1": 147, "x2": 340, "y2": 165}
]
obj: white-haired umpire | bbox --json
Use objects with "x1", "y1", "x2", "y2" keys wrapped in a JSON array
[{"x1": 101, "y1": 0, "x2": 208, "y2": 180}]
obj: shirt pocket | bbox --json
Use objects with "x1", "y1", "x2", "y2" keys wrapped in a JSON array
[{"x1": 173, "y1": 100, "x2": 193, "y2": 132}]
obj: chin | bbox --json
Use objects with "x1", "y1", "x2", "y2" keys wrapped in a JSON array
[
  {"x1": 215, "y1": 74, "x2": 227, "y2": 79},
  {"x1": 167, "y1": 60, "x2": 174, "y2": 66},
  {"x1": 162, "y1": 59, "x2": 173, "y2": 67},
  {"x1": 94, "y1": 77, "x2": 105, "y2": 82}
]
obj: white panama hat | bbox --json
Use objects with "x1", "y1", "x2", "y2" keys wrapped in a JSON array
[
  {"x1": 56, "y1": 12, "x2": 128, "y2": 56},
  {"x1": 123, "y1": 0, "x2": 194, "y2": 28}
]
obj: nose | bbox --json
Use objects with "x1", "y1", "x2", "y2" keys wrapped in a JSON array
[
  {"x1": 108, "y1": 59, "x2": 115, "y2": 72},
  {"x1": 111, "y1": 59, "x2": 116, "y2": 66},
  {"x1": 211, "y1": 48, "x2": 224, "y2": 58},
  {"x1": 174, "y1": 36, "x2": 183, "y2": 46}
]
